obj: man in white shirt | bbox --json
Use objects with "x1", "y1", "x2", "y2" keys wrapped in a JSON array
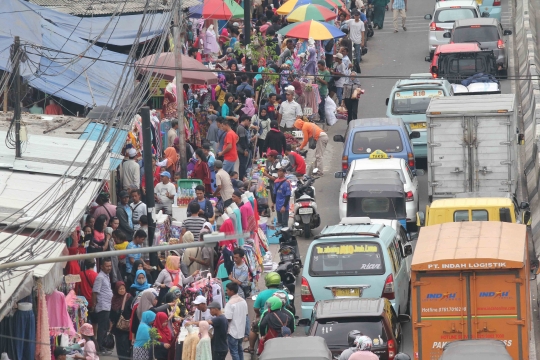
[
  {"x1": 121, "y1": 148, "x2": 141, "y2": 191},
  {"x1": 130, "y1": 189, "x2": 147, "y2": 231},
  {"x1": 192, "y1": 295, "x2": 214, "y2": 322},
  {"x1": 277, "y1": 90, "x2": 303, "y2": 132},
  {"x1": 345, "y1": 9, "x2": 365, "y2": 73},
  {"x1": 224, "y1": 282, "x2": 248, "y2": 360},
  {"x1": 154, "y1": 171, "x2": 176, "y2": 215}
]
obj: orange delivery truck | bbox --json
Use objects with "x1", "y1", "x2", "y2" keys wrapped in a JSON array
[{"x1": 411, "y1": 222, "x2": 531, "y2": 360}]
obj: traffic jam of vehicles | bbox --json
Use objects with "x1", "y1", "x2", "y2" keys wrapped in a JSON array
[{"x1": 276, "y1": 1, "x2": 537, "y2": 360}]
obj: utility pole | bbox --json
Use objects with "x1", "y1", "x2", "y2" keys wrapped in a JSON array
[
  {"x1": 11, "y1": 36, "x2": 21, "y2": 158},
  {"x1": 173, "y1": 5, "x2": 187, "y2": 178},
  {"x1": 140, "y1": 107, "x2": 159, "y2": 269},
  {"x1": 244, "y1": 0, "x2": 251, "y2": 45}
]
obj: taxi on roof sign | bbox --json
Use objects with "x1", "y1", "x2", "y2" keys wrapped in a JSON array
[{"x1": 369, "y1": 150, "x2": 389, "y2": 159}]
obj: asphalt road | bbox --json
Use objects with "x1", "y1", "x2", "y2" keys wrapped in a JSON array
[{"x1": 276, "y1": 0, "x2": 515, "y2": 356}]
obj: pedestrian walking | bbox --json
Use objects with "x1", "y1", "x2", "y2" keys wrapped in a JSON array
[
  {"x1": 373, "y1": 0, "x2": 390, "y2": 29},
  {"x1": 391, "y1": 0, "x2": 407, "y2": 32},
  {"x1": 91, "y1": 258, "x2": 113, "y2": 355},
  {"x1": 224, "y1": 282, "x2": 248, "y2": 360},
  {"x1": 344, "y1": 10, "x2": 365, "y2": 73}
]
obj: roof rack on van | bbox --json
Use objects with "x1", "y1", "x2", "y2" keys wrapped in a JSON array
[
  {"x1": 339, "y1": 217, "x2": 373, "y2": 225},
  {"x1": 314, "y1": 231, "x2": 381, "y2": 239},
  {"x1": 396, "y1": 81, "x2": 444, "y2": 88}
]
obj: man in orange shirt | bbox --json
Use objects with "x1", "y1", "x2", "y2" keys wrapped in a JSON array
[
  {"x1": 44, "y1": 99, "x2": 63, "y2": 115},
  {"x1": 217, "y1": 119, "x2": 238, "y2": 174}
]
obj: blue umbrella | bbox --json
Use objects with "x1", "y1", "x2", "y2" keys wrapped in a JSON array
[{"x1": 189, "y1": 2, "x2": 203, "y2": 18}]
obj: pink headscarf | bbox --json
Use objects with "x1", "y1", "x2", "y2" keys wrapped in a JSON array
[{"x1": 242, "y1": 98, "x2": 256, "y2": 117}]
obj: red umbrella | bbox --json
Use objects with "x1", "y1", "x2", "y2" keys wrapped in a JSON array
[
  {"x1": 135, "y1": 52, "x2": 217, "y2": 85},
  {"x1": 201, "y1": 0, "x2": 244, "y2": 20}
]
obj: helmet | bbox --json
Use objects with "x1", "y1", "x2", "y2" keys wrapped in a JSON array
[
  {"x1": 348, "y1": 330, "x2": 363, "y2": 347},
  {"x1": 265, "y1": 272, "x2": 281, "y2": 287},
  {"x1": 355, "y1": 335, "x2": 373, "y2": 351},
  {"x1": 394, "y1": 354, "x2": 411, "y2": 360},
  {"x1": 273, "y1": 291, "x2": 288, "y2": 306}
]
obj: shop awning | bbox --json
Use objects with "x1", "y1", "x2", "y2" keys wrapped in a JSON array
[{"x1": 0, "y1": 236, "x2": 67, "y2": 322}]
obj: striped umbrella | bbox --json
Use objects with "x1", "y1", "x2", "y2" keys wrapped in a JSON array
[
  {"x1": 287, "y1": 4, "x2": 338, "y2": 22},
  {"x1": 277, "y1": 20, "x2": 346, "y2": 40},
  {"x1": 277, "y1": 0, "x2": 338, "y2": 15},
  {"x1": 201, "y1": 0, "x2": 244, "y2": 20}
]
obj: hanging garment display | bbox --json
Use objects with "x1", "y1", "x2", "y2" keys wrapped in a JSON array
[{"x1": 46, "y1": 290, "x2": 77, "y2": 336}]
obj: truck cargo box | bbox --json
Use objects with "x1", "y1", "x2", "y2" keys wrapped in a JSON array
[
  {"x1": 426, "y1": 94, "x2": 518, "y2": 200},
  {"x1": 411, "y1": 222, "x2": 530, "y2": 360}
]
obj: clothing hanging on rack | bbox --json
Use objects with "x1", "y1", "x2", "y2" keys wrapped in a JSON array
[
  {"x1": 232, "y1": 207, "x2": 243, "y2": 247},
  {"x1": 46, "y1": 290, "x2": 76, "y2": 336},
  {"x1": 240, "y1": 202, "x2": 257, "y2": 233},
  {"x1": 35, "y1": 286, "x2": 51, "y2": 360}
]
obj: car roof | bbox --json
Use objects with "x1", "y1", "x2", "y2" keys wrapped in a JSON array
[
  {"x1": 454, "y1": 17, "x2": 499, "y2": 27},
  {"x1": 393, "y1": 78, "x2": 451, "y2": 89},
  {"x1": 314, "y1": 298, "x2": 389, "y2": 319},
  {"x1": 436, "y1": 43, "x2": 481, "y2": 53},
  {"x1": 350, "y1": 158, "x2": 404, "y2": 171},
  {"x1": 348, "y1": 117, "x2": 404, "y2": 129},
  {"x1": 435, "y1": 0, "x2": 478, "y2": 9},
  {"x1": 316, "y1": 222, "x2": 396, "y2": 242}
]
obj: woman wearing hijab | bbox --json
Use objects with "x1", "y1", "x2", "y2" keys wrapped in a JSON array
[
  {"x1": 241, "y1": 97, "x2": 256, "y2": 117},
  {"x1": 215, "y1": 75, "x2": 227, "y2": 107},
  {"x1": 130, "y1": 289, "x2": 158, "y2": 343},
  {"x1": 181, "y1": 231, "x2": 205, "y2": 275},
  {"x1": 221, "y1": 93, "x2": 239, "y2": 128},
  {"x1": 133, "y1": 311, "x2": 157, "y2": 360},
  {"x1": 163, "y1": 143, "x2": 180, "y2": 175},
  {"x1": 153, "y1": 312, "x2": 173, "y2": 360},
  {"x1": 162, "y1": 82, "x2": 178, "y2": 119},
  {"x1": 191, "y1": 149, "x2": 212, "y2": 194},
  {"x1": 264, "y1": 120, "x2": 287, "y2": 155},
  {"x1": 155, "y1": 255, "x2": 196, "y2": 301},
  {"x1": 130, "y1": 269, "x2": 150, "y2": 297},
  {"x1": 110, "y1": 281, "x2": 133, "y2": 359},
  {"x1": 128, "y1": 259, "x2": 153, "y2": 288}
]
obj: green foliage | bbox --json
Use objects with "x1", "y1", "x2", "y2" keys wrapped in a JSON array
[{"x1": 143, "y1": 328, "x2": 162, "y2": 350}]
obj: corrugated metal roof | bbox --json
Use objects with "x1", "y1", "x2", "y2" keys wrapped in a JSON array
[
  {"x1": 27, "y1": 0, "x2": 197, "y2": 15},
  {"x1": 315, "y1": 298, "x2": 386, "y2": 319},
  {"x1": 349, "y1": 117, "x2": 403, "y2": 128},
  {"x1": 0, "y1": 169, "x2": 102, "y2": 231},
  {"x1": 0, "y1": 131, "x2": 111, "y2": 179},
  {"x1": 426, "y1": 94, "x2": 516, "y2": 114}
]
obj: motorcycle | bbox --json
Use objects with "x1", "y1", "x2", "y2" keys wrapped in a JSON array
[
  {"x1": 275, "y1": 226, "x2": 303, "y2": 278},
  {"x1": 365, "y1": 5, "x2": 375, "y2": 38},
  {"x1": 293, "y1": 172, "x2": 321, "y2": 238}
]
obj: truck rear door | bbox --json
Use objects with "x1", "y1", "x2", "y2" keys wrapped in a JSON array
[
  {"x1": 428, "y1": 116, "x2": 470, "y2": 198},
  {"x1": 470, "y1": 114, "x2": 515, "y2": 194},
  {"x1": 413, "y1": 272, "x2": 469, "y2": 360},
  {"x1": 471, "y1": 270, "x2": 526, "y2": 360}
]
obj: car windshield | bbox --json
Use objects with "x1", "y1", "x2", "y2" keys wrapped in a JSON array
[
  {"x1": 352, "y1": 130, "x2": 403, "y2": 154},
  {"x1": 314, "y1": 318, "x2": 389, "y2": 349},
  {"x1": 347, "y1": 197, "x2": 407, "y2": 219},
  {"x1": 452, "y1": 25, "x2": 499, "y2": 43},
  {"x1": 309, "y1": 242, "x2": 385, "y2": 277},
  {"x1": 392, "y1": 89, "x2": 444, "y2": 114},
  {"x1": 435, "y1": 8, "x2": 477, "y2": 23}
]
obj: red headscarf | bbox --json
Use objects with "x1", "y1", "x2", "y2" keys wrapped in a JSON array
[{"x1": 154, "y1": 312, "x2": 172, "y2": 343}]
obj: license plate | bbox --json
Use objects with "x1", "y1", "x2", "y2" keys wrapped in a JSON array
[
  {"x1": 282, "y1": 254, "x2": 294, "y2": 261},
  {"x1": 333, "y1": 288, "x2": 360, "y2": 297},
  {"x1": 299, "y1": 207, "x2": 313, "y2": 214},
  {"x1": 410, "y1": 122, "x2": 426, "y2": 130}
]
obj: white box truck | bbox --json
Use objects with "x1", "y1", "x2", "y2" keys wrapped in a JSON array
[{"x1": 425, "y1": 94, "x2": 519, "y2": 201}]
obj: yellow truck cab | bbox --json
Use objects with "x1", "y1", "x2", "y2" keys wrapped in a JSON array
[{"x1": 416, "y1": 194, "x2": 530, "y2": 227}]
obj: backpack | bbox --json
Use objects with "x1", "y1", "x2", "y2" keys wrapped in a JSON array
[{"x1": 273, "y1": 312, "x2": 291, "y2": 337}]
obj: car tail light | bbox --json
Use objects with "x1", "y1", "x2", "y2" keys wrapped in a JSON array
[
  {"x1": 408, "y1": 153, "x2": 415, "y2": 168},
  {"x1": 342, "y1": 155, "x2": 348, "y2": 171},
  {"x1": 382, "y1": 274, "x2": 395, "y2": 300},
  {"x1": 300, "y1": 202, "x2": 311, "y2": 207},
  {"x1": 493, "y1": 0, "x2": 501, "y2": 5},
  {"x1": 301, "y1": 277, "x2": 315, "y2": 302},
  {"x1": 388, "y1": 339, "x2": 396, "y2": 360},
  {"x1": 406, "y1": 191, "x2": 414, "y2": 202},
  {"x1": 498, "y1": 39, "x2": 505, "y2": 49},
  {"x1": 429, "y1": 22, "x2": 444, "y2": 31},
  {"x1": 450, "y1": 5, "x2": 461, "y2": 7},
  {"x1": 432, "y1": 72, "x2": 438, "y2": 78},
  {"x1": 342, "y1": 193, "x2": 347, "y2": 203}
]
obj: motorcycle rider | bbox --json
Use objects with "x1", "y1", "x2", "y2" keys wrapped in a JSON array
[
  {"x1": 339, "y1": 330, "x2": 365, "y2": 360},
  {"x1": 258, "y1": 296, "x2": 296, "y2": 353},
  {"x1": 348, "y1": 335, "x2": 378, "y2": 360},
  {"x1": 245, "y1": 272, "x2": 283, "y2": 354}
]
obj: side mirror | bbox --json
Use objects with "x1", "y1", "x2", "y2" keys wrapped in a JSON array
[
  {"x1": 417, "y1": 211, "x2": 425, "y2": 227},
  {"x1": 334, "y1": 171, "x2": 346, "y2": 179},
  {"x1": 443, "y1": 32, "x2": 451, "y2": 39},
  {"x1": 481, "y1": 11, "x2": 490, "y2": 17},
  {"x1": 424, "y1": 14, "x2": 432, "y2": 20},
  {"x1": 503, "y1": 29, "x2": 512, "y2": 35},
  {"x1": 334, "y1": 134, "x2": 344, "y2": 142},
  {"x1": 523, "y1": 210, "x2": 531, "y2": 226},
  {"x1": 410, "y1": 131, "x2": 421, "y2": 139},
  {"x1": 398, "y1": 314, "x2": 411, "y2": 323},
  {"x1": 425, "y1": 55, "x2": 431, "y2": 62},
  {"x1": 386, "y1": 98, "x2": 389, "y2": 106},
  {"x1": 297, "y1": 318, "x2": 312, "y2": 327},
  {"x1": 520, "y1": 201, "x2": 530, "y2": 210},
  {"x1": 403, "y1": 243, "x2": 413, "y2": 257},
  {"x1": 415, "y1": 169, "x2": 426, "y2": 176}
]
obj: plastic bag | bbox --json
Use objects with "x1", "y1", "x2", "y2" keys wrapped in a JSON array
[{"x1": 325, "y1": 96, "x2": 338, "y2": 126}]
